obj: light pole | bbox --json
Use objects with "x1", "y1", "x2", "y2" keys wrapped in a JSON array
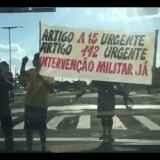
[{"x1": 0, "y1": 26, "x2": 23, "y2": 72}]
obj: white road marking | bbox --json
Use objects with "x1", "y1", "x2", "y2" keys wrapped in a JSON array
[
  {"x1": 77, "y1": 115, "x2": 90, "y2": 129},
  {"x1": 12, "y1": 116, "x2": 18, "y2": 120},
  {"x1": 133, "y1": 116, "x2": 160, "y2": 131},
  {"x1": 113, "y1": 116, "x2": 127, "y2": 130},
  {"x1": 0, "y1": 137, "x2": 160, "y2": 145},
  {"x1": 47, "y1": 115, "x2": 75, "y2": 130},
  {"x1": 13, "y1": 121, "x2": 24, "y2": 130},
  {"x1": 58, "y1": 110, "x2": 83, "y2": 114},
  {"x1": 11, "y1": 105, "x2": 160, "y2": 115},
  {"x1": 43, "y1": 104, "x2": 160, "y2": 110},
  {"x1": 47, "y1": 104, "x2": 160, "y2": 111},
  {"x1": 11, "y1": 108, "x2": 24, "y2": 114},
  {"x1": 61, "y1": 93, "x2": 155, "y2": 98}
]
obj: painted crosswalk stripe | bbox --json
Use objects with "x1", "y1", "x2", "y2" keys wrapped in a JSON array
[
  {"x1": 13, "y1": 121, "x2": 24, "y2": 130},
  {"x1": 12, "y1": 116, "x2": 18, "y2": 120},
  {"x1": 11, "y1": 105, "x2": 160, "y2": 115},
  {"x1": 113, "y1": 116, "x2": 127, "y2": 130},
  {"x1": 47, "y1": 115, "x2": 75, "y2": 130},
  {"x1": 133, "y1": 116, "x2": 160, "y2": 131},
  {"x1": 77, "y1": 115, "x2": 90, "y2": 129},
  {"x1": 0, "y1": 137, "x2": 160, "y2": 145}
]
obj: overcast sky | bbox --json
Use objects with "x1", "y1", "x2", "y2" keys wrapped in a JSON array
[{"x1": 0, "y1": 7, "x2": 160, "y2": 78}]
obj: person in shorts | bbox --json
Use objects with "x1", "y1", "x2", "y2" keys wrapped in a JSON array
[{"x1": 19, "y1": 53, "x2": 54, "y2": 152}]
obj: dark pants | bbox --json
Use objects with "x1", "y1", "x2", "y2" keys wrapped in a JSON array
[
  {"x1": 97, "y1": 105, "x2": 114, "y2": 137},
  {"x1": 0, "y1": 108, "x2": 13, "y2": 151},
  {"x1": 98, "y1": 114, "x2": 113, "y2": 134},
  {"x1": 101, "y1": 116, "x2": 113, "y2": 128},
  {"x1": 24, "y1": 106, "x2": 47, "y2": 151}
]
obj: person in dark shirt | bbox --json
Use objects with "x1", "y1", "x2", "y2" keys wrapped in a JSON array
[
  {"x1": 0, "y1": 61, "x2": 14, "y2": 151},
  {"x1": 92, "y1": 81, "x2": 115, "y2": 143},
  {"x1": 85, "y1": 81, "x2": 115, "y2": 143},
  {"x1": 73, "y1": 81, "x2": 132, "y2": 143},
  {"x1": 73, "y1": 80, "x2": 115, "y2": 143}
]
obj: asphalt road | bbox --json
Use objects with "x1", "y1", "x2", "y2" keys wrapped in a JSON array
[{"x1": 1, "y1": 92, "x2": 160, "y2": 152}]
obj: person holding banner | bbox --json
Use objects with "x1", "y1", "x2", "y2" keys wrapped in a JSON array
[
  {"x1": 19, "y1": 53, "x2": 54, "y2": 152},
  {"x1": 92, "y1": 81, "x2": 115, "y2": 143}
]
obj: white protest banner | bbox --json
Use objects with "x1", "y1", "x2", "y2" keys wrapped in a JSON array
[{"x1": 39, "y1": 23, "x2": 156, "y2": 85}]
